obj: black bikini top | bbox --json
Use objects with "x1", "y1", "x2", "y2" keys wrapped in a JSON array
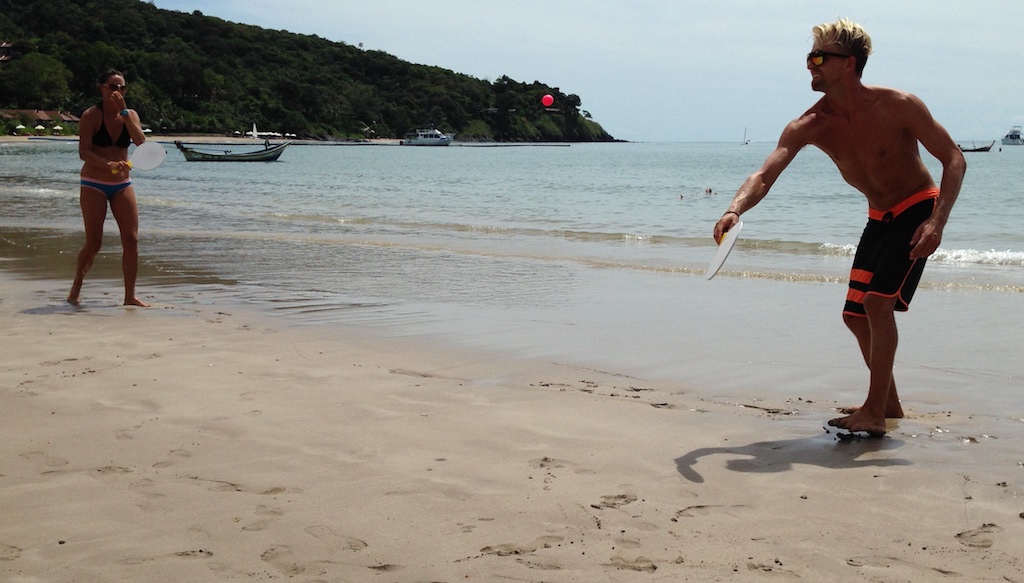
[{"x1": 92, "y1": 104, "x2": 132, "y2": 148}]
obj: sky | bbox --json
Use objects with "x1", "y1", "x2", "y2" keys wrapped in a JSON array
[{"x1": 150, "y1": 0, "x2": 1024, "y2": 143}]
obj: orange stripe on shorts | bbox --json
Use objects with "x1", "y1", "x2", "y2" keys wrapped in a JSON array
[
  {"x1": 868, "y1": 188, "x2": 939, "y2": 221},
  {"x1": 849, "y1": 269, "x2": 872, "y2": 284}
]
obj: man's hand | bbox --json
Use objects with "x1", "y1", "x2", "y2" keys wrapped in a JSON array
[
  {"x1": 909, "y1": 219, "x2": 942, "y2": 259},
  {"x1": 713, "y1": 212, "x2": 740, "y2": 244}
]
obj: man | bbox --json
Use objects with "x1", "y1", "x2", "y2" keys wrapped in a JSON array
[{"x1": 713, "y1": 18, "x2": 965, "y2": 436}]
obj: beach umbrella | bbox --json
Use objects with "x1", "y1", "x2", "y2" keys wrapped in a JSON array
[
  {"x1": 53, "y1": 125, "x2": 63, "y2": 131},
  {"x1": 34, "y1": 124, "x2": 44, "y2": 130},
  {"x1": 15, "y1": 124, "x2": 25, "y2": 130}
]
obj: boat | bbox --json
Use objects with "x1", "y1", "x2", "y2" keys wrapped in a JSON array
[
  {"x1": 174, "y1": 140, "x2": 289, "y2": 162},
  {"x1": 1000, "y1": 125, "x2": 1023, "y2": 145},
  {"x1": 400, "y1": 128, "x2": 454, "y2": 146},
  {"x1": 958, "y1": 140, "x2": 995, "y2": 152}
]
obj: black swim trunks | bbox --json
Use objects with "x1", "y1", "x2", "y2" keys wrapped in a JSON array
[{"x1": 844, "y1": 188, "x2": 939, "y2": 317}]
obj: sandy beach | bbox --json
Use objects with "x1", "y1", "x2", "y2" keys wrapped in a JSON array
[
  {"x1": 2, "y1": 267, "x2": 1022, "y2": 582},
  {"x1": 3, "y1": 135, "x2": 1024, "y2": 581}
]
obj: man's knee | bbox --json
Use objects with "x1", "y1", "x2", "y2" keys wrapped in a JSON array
[
  {"x1": 843, "y1": 311, "x2": 864, "y2": 331},
  {"x1": 862, "y1": 293, "x2": 897, "y2": 318}
]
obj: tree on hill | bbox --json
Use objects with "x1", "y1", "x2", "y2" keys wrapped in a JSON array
[{"x1": 0, "y1": 0, "x2": 615, "y2": 142}]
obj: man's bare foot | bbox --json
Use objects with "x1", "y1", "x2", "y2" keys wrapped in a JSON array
[
  {"x1": 124, "y1": 296, "x2": 150, "y2": 307},
  {"x1": 68, "y1": 283, "x2": 82, "y2": 306},
  {"x1": 827, "y1": 409, "x2": 886, "y2": 436},
  {"x1": 838, "y1": 403, "x2": 905, "y2": 418}
]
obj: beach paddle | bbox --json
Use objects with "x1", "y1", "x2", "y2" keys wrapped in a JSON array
[
  {"x1": 705, "y1": 220, "x2": 743, "y2": 280},
  {"x1": 112, "y1": 141, "x2": 166, "y2": 173}
]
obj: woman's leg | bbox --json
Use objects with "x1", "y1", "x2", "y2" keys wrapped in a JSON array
[
  {"x1": 68, "y1": 189, "x2": 108, "y2": 305},
  {"x1": 109, "y1": 185, "x2": 149, "y2": 307}
]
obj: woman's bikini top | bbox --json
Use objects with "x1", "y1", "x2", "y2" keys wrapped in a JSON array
[{"x1": 92, "y1": 104, "x2": 132, "y2": 148}]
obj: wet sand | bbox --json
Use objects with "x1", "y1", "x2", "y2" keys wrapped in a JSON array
[
  {"x1": 2, "y1": 265, "x2": 1022, "y2": 581},
  {"x1": 3, "y1": 136, "x2": 1023, "y2": 577}
]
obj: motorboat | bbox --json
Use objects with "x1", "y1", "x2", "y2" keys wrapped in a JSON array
[
  {"x1": 1001, "y1": 125, "x2": 1023, "y2": 145},
  {"x1": 400, "y1": 128, "x2": 454, "y2": 146}
]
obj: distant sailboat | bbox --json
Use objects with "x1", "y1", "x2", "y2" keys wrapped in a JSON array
[{"x1": 742, "y1": 127, "x2": 751, "y2": 145}]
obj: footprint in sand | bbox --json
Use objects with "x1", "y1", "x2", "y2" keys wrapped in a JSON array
[
  {"x1": 127, "y1": 478, "x2": 171, "y2": 512},
  {"x1": 260, "y1": 545, "x2": 305, "y2": 576},
  {"x1": 303, "y1": 525, "x2": 368, "y2": 552},
  {"x1": 615, "y1": 538, "x2": 642, "y2": 549},
  {"x1": 671, "y1": 504, "x2": 747, "y2": 520},
  {"x1": 115, "y1": 422, "x2": 145, "y2": 441},
  {"x1": 608, "y1": 555, "x2": 657, "y2": 573},
  {"x1": 591, "y1": 494, "x2": 637, "y2": 509},
  {"x1": 480, "y1": 536, "x2": 564, "y2": 557},
  {"x1": 241, "y1": 519, "x2": 273, "y2": 532},
  {"x1": 529, "y1": 457, "x2": 569, "y2": 491},
  {"x1": 527, "y1": 457, "x2": 594, "y2": 490},
  {"x1": 185, "y1": 475, "x2": 300, "y2": 495},
  {"x1": 175, "y1": 549, "x2": 213, "y2": 559},
  {"x1": 19, "y1": 451, "x2": 68, "y2": 468},
  {"x1": 0, "y1": 544, "x2": 22, "y2": 561},
  {"x1": 120, "y1": 549, "x2": 212, "y2": 565},
  {"x1": 242, "y1": 504, "x2": 284, "y2": 531},
  {"x1": 96, "y1": 465, "x2": 133, "y2": 475},
  {"x1": 955, "y1": 523, "x2": 1002, "y2": 548},
  {"x1": 152, "y1": 448, "x2": 192, "y2": 468},
  {"x1": 516, "y1": 557, "x2": 561, "y2": 570}
]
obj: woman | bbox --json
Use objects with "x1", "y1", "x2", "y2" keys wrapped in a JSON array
[{"x1": 68, "y1": 69, "x2": 150, "y2": 307}]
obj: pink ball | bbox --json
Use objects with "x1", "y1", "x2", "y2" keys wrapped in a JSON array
[{"x1": 541, "y1": 94, "x2": 554, "y2": 107}]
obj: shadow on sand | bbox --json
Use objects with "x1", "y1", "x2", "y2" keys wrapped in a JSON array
[{"x1": 675, "y1": 433, "x2": 910, "y2": 483}]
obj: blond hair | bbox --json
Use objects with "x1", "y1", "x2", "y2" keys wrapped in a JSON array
[{"x1": 812, "y1": 18, "x2": 872, "y2": 76}]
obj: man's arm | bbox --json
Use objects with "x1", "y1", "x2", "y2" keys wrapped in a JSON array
[
  {"x1": 713, "y1": 118, "x2": 809, "y2": 243},
  {"x1": 904, "y1": 94, "x2": 966, "y2": 259}
]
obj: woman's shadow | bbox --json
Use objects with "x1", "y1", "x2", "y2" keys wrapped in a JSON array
[{"x1": 674, "y1": 433, "x2": 911, "y2": 483}]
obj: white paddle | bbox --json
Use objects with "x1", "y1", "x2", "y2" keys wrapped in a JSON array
[
  {"x1": 705, "y1": 220, "x2": 743, "y2": 280},
  {"x1": 130, "y1": 141, "x2": 167, "y2": 170},
  {"x1": 112, "y1": 141, "x2": 166, "y2": 173}
]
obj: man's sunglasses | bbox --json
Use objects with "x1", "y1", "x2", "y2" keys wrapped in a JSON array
[
  {"x1": 806, "y1": 50, "x2": 851, "y2": 66},
  {"x1": 105, "y1": 83, "x2": 128, "y2": 91}
]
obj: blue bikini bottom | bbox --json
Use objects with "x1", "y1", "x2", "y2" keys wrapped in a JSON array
[{"x1": 81, "y1": 177, "x2": 132, "y2": 200}]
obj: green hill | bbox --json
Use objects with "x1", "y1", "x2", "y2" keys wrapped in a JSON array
[{"x1": 0, "y1": 0, "x2": 614, "y2": 141}]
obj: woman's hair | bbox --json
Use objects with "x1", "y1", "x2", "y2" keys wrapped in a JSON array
[
  {"x1": 98, "y1": 69, "x2": 124, "y2": 84},
  {"x1": 812, "y1": 18, "x2": 872, "y2": 76}
]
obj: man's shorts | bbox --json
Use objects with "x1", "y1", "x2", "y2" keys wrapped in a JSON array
[{"x1": 843, "y1": 188, "x2": 939, "y2": 317}]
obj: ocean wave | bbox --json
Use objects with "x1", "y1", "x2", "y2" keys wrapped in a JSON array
[
  {"x1": 255, "y1": 211, "x2": 1024, "y2": 268},
  {"x1": 930, "y1": 248, "x2": 1024, "y2": 266},
  {"x1": 813, "y1": 242, "x2": 1023, "y2": 266}
]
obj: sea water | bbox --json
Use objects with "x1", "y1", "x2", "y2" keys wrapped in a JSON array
[{"x1": 2, "y1": 140, "x2": 1023, "y2": 415}]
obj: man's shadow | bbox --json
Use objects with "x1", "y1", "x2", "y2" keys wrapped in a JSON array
[{"x1": 675, "y1": 434, "x2": 910, "y2": 483}]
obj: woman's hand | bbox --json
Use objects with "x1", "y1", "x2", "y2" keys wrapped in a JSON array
[{"x1": 109, "y1": 159, "x2": 132, "y2": 175}]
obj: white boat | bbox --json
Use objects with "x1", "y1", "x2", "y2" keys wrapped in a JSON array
[
  {"x1": 1001, "y1": 125, "x2": 1023, "y2": 145},
  {"x1": 400, "y1": 128, "x2": 454, "y2": 146}
]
